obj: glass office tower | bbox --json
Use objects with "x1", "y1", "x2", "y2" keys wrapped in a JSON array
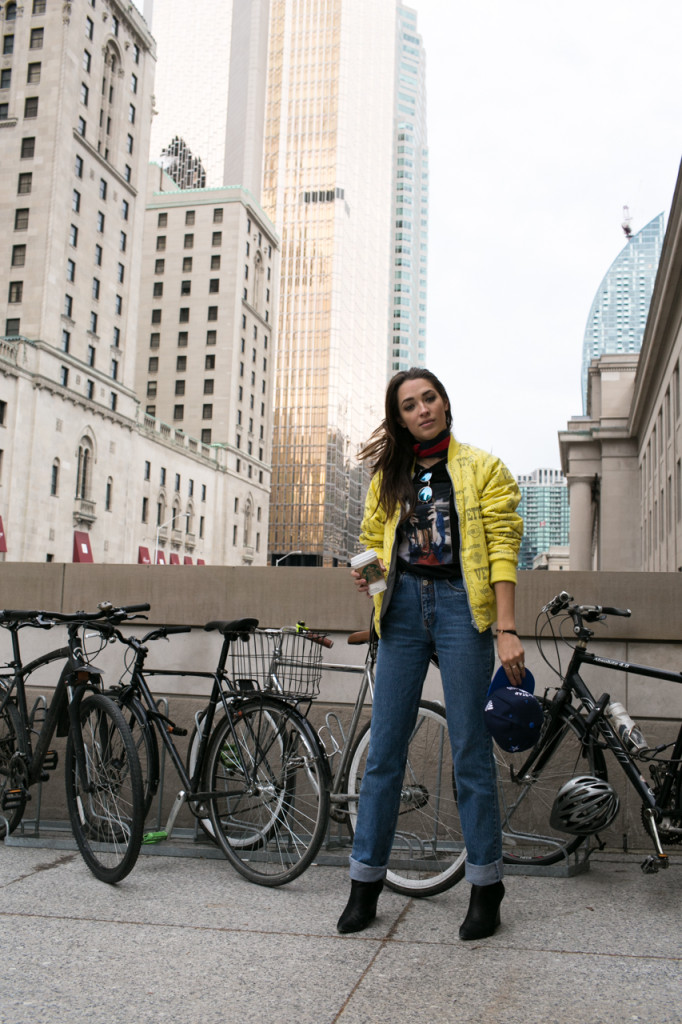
[
  {"x1": 581, "y1": 213, "x2": 665, "y2": 412},
  {"x1": 262, "y1": 0, "x2": 397, "y2": 564},
  {"x1": 390, "y1": 5, "x2": 428, "y2": 374},
  {"x1": 516, "y1": 469, "x2": 570, "y2": 570}
]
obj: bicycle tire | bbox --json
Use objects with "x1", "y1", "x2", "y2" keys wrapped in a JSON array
[
  {"x1": 496, "y1": 697, "x2": 608, "y2": 866},
  {"x1": 65, "y1": 693, "x2": 145, "y2": 884},
  {"x1": 347, "y1": 700, "x2": 466, "y2": 897},
  {"x1": 0, "y1": 697, "x2": 26, "y2": 836},
  {"x1": 205, "y1": 696, "x2": 330, "y2": 886},
  {"x1": 115, "y1": 692, "x2": 159, "y2": 821}
]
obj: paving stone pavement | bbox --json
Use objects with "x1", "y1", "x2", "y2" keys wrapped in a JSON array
[{"x1": 1, "y1": 844, "x2": 681, "y2": 1024}]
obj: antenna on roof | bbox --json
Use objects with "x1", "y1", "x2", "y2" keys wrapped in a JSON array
[{"x1": 621, "y1": 205, "x2": 633, "y2": 239}]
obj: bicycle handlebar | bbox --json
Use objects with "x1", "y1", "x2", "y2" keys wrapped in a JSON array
[{"x1": 543, "y1": 593, "x2": 631, "y2": 620}]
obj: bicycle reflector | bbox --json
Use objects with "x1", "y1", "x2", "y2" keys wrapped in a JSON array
[
  {"x1": 549, "y1": 775, "x2": 620, "y2": 835},
  {"x1": 484, "y1": 686, "x2": 543, "y2": 752}
]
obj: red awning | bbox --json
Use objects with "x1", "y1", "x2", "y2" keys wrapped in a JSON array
[
  {"x1": 138, "y1": 546, "x2": 151, "y2": 564},
  {"x1": 156, "y1": 550, "x2": 166, "y2": 564},
  {"x1": 73, "y1": 531, "x2": 94, "y2": 563},
  {"x1": 197, "y1": 559, "x2": 205, "y2": 565},
  {"x1": 0, "y1": 515, "x2": 6, "y2": 553},
  {"x1": 183, "y1": 556, "x2": 193, "y2": 564},
  {"x1": 169, "y1": 553, "x2": 180, "y2": 565}
]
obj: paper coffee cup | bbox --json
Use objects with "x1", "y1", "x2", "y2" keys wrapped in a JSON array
[{"x1": 350, "y1": 549, "x2": 387, "y2": 595}]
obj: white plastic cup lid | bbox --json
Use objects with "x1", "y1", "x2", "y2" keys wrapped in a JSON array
[{"x1": 350, "y1": 549, "x2": 379, "y2": 568}]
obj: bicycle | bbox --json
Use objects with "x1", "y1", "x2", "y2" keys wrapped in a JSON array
[
  {"x1": 495, "y1": 591, "x2": 682, "y2": 874},
  {"x1": 222, "y1": 621, "x2": 464, "y2": 895},
  {"x1": 0, "y1": 604, "x2": 147, "y2": 884},
  {"x1": 101, "y1": 617, "x2": 330, "y2": 887}
]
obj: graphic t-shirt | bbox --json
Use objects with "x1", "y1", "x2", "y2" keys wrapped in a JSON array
[{"x1": 396, "y1": 459, "x2": 461, "y2": 579}]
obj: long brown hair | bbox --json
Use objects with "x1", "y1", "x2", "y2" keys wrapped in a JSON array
[{"x1": 359, "y1": 368, "x2": 453, "y2": 520}]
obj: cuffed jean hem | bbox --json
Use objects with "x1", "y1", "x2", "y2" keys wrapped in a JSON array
[
  {"x1": 465, "y1": 857, "x2": 504, "y2": 886},
  {"x1": 349, "y1": 856, "x2": 387, "y2": 883}
]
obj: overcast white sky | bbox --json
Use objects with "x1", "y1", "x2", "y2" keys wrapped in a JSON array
[{"x1": 412, "y1": 0, "x2": 682, "y2": 475}]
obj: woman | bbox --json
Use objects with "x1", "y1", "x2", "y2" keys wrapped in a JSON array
[{"x1": 338, "y1": 368, "x2": 524, "y2": 940}]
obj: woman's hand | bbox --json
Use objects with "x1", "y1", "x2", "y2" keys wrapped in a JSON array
[
  {"x1": 496, "y1": 630, "x2": 526, "y2": 686},
  {"x1": 351, "y1": 560, "x2": 385, "y2": 597}
]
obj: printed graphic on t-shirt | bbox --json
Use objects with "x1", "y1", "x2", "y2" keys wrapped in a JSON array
[{"x1": 397, "y1": 467, "x2": 454, "y2": 568}]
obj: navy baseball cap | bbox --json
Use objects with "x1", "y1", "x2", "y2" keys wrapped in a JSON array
[
  {"x1": 487, "y1": 664, "x2": 535, "y2": 699},
  {"x1": 484, "y1": 685, "x2": 543, "y2": 753}
]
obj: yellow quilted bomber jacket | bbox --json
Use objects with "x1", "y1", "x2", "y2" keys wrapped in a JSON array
[{"x1": 359, "y1": 437, "x2": 523, "y2": 636}]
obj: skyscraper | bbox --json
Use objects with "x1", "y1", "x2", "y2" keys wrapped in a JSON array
[
  {"x1": 390, "y1": 5, "x2": 428, "y2": 375},
  {"x1": 516, "y1": 469, "x2": 570, "y2": 571},
  {"x1": 261, "y1": 0, "x2": 398, "y2": 564},
  {"x1": 145, "y1": 0, "x2": 233, "y2": 186},
  {"x1": 581, "y1": 213, "x2": 665, "y2": 412}
]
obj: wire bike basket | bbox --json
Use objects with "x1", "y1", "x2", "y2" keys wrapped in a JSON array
[{"x1": 230, "y1": 627, "x2": 328, "y2": 699}]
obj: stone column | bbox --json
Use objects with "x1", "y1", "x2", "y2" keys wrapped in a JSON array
[{"x1": 567, "y1": 475, "x2": 594, "y2": 570}]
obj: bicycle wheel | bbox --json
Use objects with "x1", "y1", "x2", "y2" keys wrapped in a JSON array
[
  {"x1": 347, "y1": 700, "x2": 466, "y2": 897},
  {"x1": 0, "y1": 697, "x2": 26, "y2": 836},
  {"x1": 205, "y1": 697, "x2": 330, "y2": 886},
  {"x1": 115, "y1": 692, "x2": 159, "y2": 821},
  {"x1": 496, "y1": 698, "x2": 607, "y2": 866},
  {"x1": 65, "y1": 693, "x2": 144, "y2": 884}
]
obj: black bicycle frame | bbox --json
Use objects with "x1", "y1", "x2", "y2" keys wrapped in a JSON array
[{"x1": 523, "y1": 640, "x2": 682, "y2": 822}]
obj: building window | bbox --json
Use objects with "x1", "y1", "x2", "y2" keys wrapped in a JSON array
[
  {"x1": 207, "y1": 306, "x2": 218, "y2": 321},
  {"x1": 205, "y1": 354, "x2": 215, "y2": 370},
  {"x1": 142, "y1": 496, "x2": 148, "y2": 523},
  {"x1": 120, "y1": 231, "x2": 127, "y2": 251},
  {"x1": 91, "y1": 277, "x2": 99, "y2": 299},
  {"x1": 75, "y1": 154, "x2": 83, "y2": 178},
  {"x1": 175, "y1": 380, "x2": 185, "y2": 396},
  {"x1": 3, "y1": 34, "x2": 13, "y2": 55},
  {"x1": 64, "y1": 294, "x2": 73, "y2": 318},
  {"x1": 114, "y1": 295, "x2": 122, "y2": 315},
  {"x1": 185, "y1": 210, "x2": 195, "y2": 225},
  {"x1": 148, "y1": 357, "x2": 158, "y2": 373},
  {"x1": 111, "y1": 358, "x2": 118, "y2": 380},
  {"x1": 178, "y1": 332, "x2": 188, "y2": 347},
  {"x1": 99, "y1": 178, "x2": 107, "y2": 200},
  {"x1": 29, "y1": 27, "x2": 43, "y2": 49},
  {"x1": 121, "y1": 199, "x2": 129, "y2": 220},
  {"x1": 105, "y1": 477, "x2": 113, "y2": 512},
  {"x1": 77, "y1": 116, "x2": 86, "y2": 136},
  {"x1": 156, "y1": 236, "x2": 166, "y2": 251},
  {"x1": 184, "y1": 233, "x2": 194, "y2": 249},
  {"x1": 206, "y1": 330, "x2": 217, "y2": 345},
  {"x1": 50, "y1": 458, "x2": 59, "y2": 496},
  {"x1": 147, "y1": 381, "x2": 157, "y2": 398},
  {"x1": 204, "y1": 380, "x2": 214, "y2": 395},
  {"x1": 15, "y1": 209, "x2": 29, "y2": 231},
  {"x1": 201, "y1": 429, "x2": 211, "y2": 444},
  {"x1": 85, "y1": 16, "x2": 94, "y2": 40},
  {"x1": 86, "y1": 379, "x2": 94, "y2": 400},
  {"x1": 126, "y1": 133, "x2": 133, "y2": 154},
  {"x1": 128, "y1": 103, "x2": 135, "y2": 123},
  {"x1": 182, "y1": 256, "x2": 192, "y2": 272},
  {"x1": 80, "y1": 82, "x2": 89, "y2": 106},
  {"x1": 153, "y1": 282, "x2": 163, "y2": 297},
  {"x1": 75, "y1": 440, "x2": 92, "y2": 499},
  {"x1": 211, "y1": 255, "x2": 221, "y2": 270},
  {"x1": 150, "y1": 333, "x2": 160, "y2": 348},
  {"x1": 24, "y1": 97, "x2": 39, "y2": 118},
  {"x1": 179, "y1": 308, "x2": 190, "y2": 323},
  {"x1": 176, "y1": 356, "x2": 186, "y2": 371},
  {"x1": 12, "y1": 245, "x2": 26, "y2": 267},
  {"x1": 173, "y1": 405, "x2": 184, "y2": 421},
  {"x1": 89, "y1": 311, "x2": 98, "y2": 334},
  {"x1": 131, "y1": 72, "x2": 138, "y2": 94},
  {"x1": 144, "y1": 460, "x2": 151, "y2": 481},
  {"x1": 181, "y1": 280, "x2": 191, "y2": 296},
  {"x1": 94, "y1": 244, "x2": 102, "y2": 266},
  {"x1": 209, "y1": 279, "x2": 219, "y2": 294},
  {"x1": 59, "y1": 366, "x2": 69, "y2": 387},
  {"x1": 213, "y1": 208, "x2": 223, "y2": 223},
  {"x1": 113, "y1": 326, "x2": 120, "y2": 348},
  {"x1": 83, "y1": 49, "x2": 91, "y2": 72},
  {"x1": 212, "y1": 232, "x2": 222, "y2": 247},
  {"x1": 61, "y1": 329, "x2": 70, "y2": 352},
  {"x1": 157, "y1": 212, "x2": 167, "y2": 227},
  {"x1": 117, "y1": 262, "x2": 125, "y2": 284},
  {"x1": 8, "y1": 281, "x2": 23, "y2": 303},
  {"x1": 155, "y1": 259, "x2": 165, "y2": 274},
  {"x1": 69, "y1": 223, "x2": 78, "y2": 246},
  {"x1": 1, "y1": 66, "x2": 12, "y2": 87},
  {"x1": 97, "y1": 211, "x2": 105, "y2": 232},
  {"x1": 151, "y1": 309, "x2": 162, "y2": 324},
  {"x1": 202, "y1": 404, "x2": 212, "y2": 419}
]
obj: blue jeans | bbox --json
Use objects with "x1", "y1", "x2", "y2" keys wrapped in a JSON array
[{"x1": 350, "y1": 572, "x2": 503, "y2": 886}]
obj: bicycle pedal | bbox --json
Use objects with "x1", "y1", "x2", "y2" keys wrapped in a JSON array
[
  {"x1": 142, "y1": 830, "x2": 169, "y2": 845},
  {"x1": 43, "y1": 750, "x2": 58, "y2": 772},
  {"x1": 2, "y1": 788, "x2": 30, "y2": 810},
  {"x1": 640, "y1": 855, "x2": 660, "y2": 874}
]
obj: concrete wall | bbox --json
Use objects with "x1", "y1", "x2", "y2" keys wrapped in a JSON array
[{"x1": 2, "y1": 565, "x2": 682, "y2": 851}]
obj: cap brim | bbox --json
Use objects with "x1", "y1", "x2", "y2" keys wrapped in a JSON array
[{"x1": 487, "y1": 664, "x2": 535, "y2": 698}]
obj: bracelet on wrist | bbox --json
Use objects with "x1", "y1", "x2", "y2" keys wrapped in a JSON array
[{"x1": 495, "y1": 628, "x2": 518, "y2": 636}]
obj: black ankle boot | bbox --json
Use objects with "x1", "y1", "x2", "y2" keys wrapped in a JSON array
[
  {"x1": 459, "y1": 881, "x2": 505, "y2": 941},
  {"x1": 337, "y1": 879, "x2": 384, "y2": 934}
]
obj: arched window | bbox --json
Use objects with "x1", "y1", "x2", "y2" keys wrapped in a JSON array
[
  {"x1": 185, "y1": 501, "x2": 194, "y2": 535},
  {"x1": 6, "y1": 3, "x2": 17, "y2": 22},
  {"x1": 50, "y1": 458, "x2": 60, "y2": 497},
  {"x1": 75, "y1": 439, "x2": 93, "y2": 499},
  {"x1": 171, "y1": 498, "x2": 181, "y2": 529},
  {"x1": 105, "y1": 476, "x2": 113, "y2": 512},
  {"x1": 243, "y1": 495, "x2": 253, "y2": 546}
]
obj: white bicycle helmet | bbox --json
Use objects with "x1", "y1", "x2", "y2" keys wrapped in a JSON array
[{"x1": 549, "y1": 775, "x2": 620, "y2": 835}]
